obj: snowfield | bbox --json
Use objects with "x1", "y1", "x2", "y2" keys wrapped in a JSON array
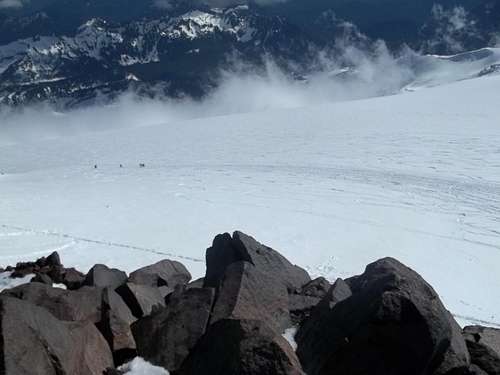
[{"x1": 1, "y1": 74, "x2": 499, "y2": 329}]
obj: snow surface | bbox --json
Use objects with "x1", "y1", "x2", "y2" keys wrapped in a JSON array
[{"x1": 0, "y1": 75, "x2": 499, "y2": 328}]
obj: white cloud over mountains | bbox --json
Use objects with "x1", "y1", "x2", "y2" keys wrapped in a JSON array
[{"x1": 0, "y1": 0, "x2": 25, "y2": 9}]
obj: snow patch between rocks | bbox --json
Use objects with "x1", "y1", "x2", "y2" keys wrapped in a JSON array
[
  {"x1": 0, "y1": 271, "x2": 34, "y2": 292},
  {"x1": 119, "y1": 357, "x2": 170, "y2": 375},
  {"x1": 282, "y1": 327, "x2": 298, "y2": 351}
]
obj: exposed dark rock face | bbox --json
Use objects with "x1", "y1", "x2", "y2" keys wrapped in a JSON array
[
  {"x1": 129, "y1": 260, "x2": 191, "y2": 288},
  {"x1": 204, "y1": 231, "x2": 310, "y2": 292},
  {"x1": 209, "y1": 260, "x2": 291, "y2": 333},
  {"x1": 132, "y1": 286, "x2": 215, "y2": 372},
  {"x1": 463, "y1": 326, "x2": 500, "y2": 375},
  {"x1": 468, "y1": 364, "x2": 490, "y2": 374},
  {"x1": 116, "y1": 282, "x2": 166, "y2": 318},
  {"x1": 178, "y1": 319, "x2": 304, "y2": 375},
  {"x1": 61, "y1": 267, "x2": 86, "y2": 290},
  {"x1": 300, "y1": 277, "x2": 331, "y2": 298},
  {"x1": 0, "y1": 295, "x2": 114, "y2": 375},
  {"x1": 3, "y1": 281, "x2": 137, "y2": 366},
  {"x1": 9, "y1": 251, "x2": 64, "y2": 282},
  {"x1": 83, "y1": 264, "x2": 128, "y2": 289},
  {"x1": 187, "y1": 277, "x2": 204, "y2": 289},
  {"x1": 2, "y1": 282, "x2": 103, "y2": 322},
  {"x1": 296, "y1": 258, "x2": 470, "y2": 375},
  {"x1": 31, "y1": 272, "x2": 53, "y2": 285},
  {"x1": 288, "y1": 294, "x2": 321, "y2": 325},
  {"x1": 295, "y1": 278, "x2": 352, "y2": 358},
  {"x1": 288, "y1": 277, "x2": 332, "y2": 324},
  {"x1": 98, "y1": 287, "x2": 138, "y2": 366}
]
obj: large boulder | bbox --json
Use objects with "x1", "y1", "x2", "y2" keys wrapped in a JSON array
[
  {"x1": 178, "y1": 319, "x2": 304, "y2": 375},
  {"x1": 31, "y1": 272, "x2": 53, "y2": 285},
  {"x1": 210, "y1": 260, "x2": 291, "y2": 333},
  {"x1": 288, "y1": 277, "x2": 333, "y2": 324},
  {"x1": 288, "y1": 294, "x2": 321, "y2": 325},
  {"x1": 3, "y1": 282, "x2": 137, "y2": 365},
  {"x1": 3, "y1": 282, "x2": 103, "y2": 322},
  {"x1": 204, "y1": 231, "x2": 310, "y2": 293},
  {"x1": 129, "y1": 260, "x2": 191, "y2": 288},
  {"x1": 116, "y1": 282, "x2": 165, "y2": 318},
  {"x1": 132, "y1": 287, "x2": 215, "y2": 372},
  {"x1": 0, "y1": 295, "x2": 114, "y2": 375},
  {"x1": 83, "y1": 264, "x2": 127, "y2": 289},
  {"x1": 296, "y1": 257, "x2": 470, "y2": 375},
  {"x1": 463, "y1": 325, "x2": 500, "y2": 374},
  {"x1": 296, "y1": 278, "x2": 352, "y2": 346},
  {"x1": 300, "y1": 277, "x2": 331, "y2": 298},
  {"x1": 10, "y1": 251, "x2": 64, "y2": 282},
  {"x1": 97, "y1": 287, "x2": 138, "y2": 366},
  {"x1": 61, "y1": 267, "x2": 86, "y2": 290}
]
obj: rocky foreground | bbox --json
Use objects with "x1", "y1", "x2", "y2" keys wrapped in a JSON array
[{"x1": 0, "y1": 231, "x2": 499, "y2": 375}]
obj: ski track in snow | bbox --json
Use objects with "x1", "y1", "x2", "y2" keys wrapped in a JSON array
[{"x1": 1, "y1": 75, "x2": 499, "y2": 328}]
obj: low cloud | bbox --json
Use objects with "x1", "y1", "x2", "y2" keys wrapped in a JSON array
[
  {"x1": 0, "y1": 0, "x2": 25, "y2": 9},
  {"x1": 423, "y1": 4, "x2": 479, "y2": 54},
  {"x1": 1, "y1": 38, "x2": 491, "y2": 144},
  {"x1": 0, "y1": 42, "x2": 418, "y2": 143}
]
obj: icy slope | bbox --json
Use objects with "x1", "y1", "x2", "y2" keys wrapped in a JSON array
[{"x1": 1, "y1": 75, "x2": 499, "y2": 328}]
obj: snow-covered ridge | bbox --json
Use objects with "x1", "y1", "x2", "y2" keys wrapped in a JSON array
[
  {"x1": 0, "y1": 7, "x2": 259, "y2": 75},
  {"x1": 0, "y1": 6, "x2": 277, "y2": 105},
  {"x1": 400, "y1": 47, "x2": 500, "y2": 91}
]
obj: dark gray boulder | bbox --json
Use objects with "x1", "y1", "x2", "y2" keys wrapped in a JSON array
[
  {"x1": 288, "y1": 277, "x2": 333, "y2": 324},
  {"x1": 10, "y1": 251, "x2": 64, "y2": 281},
  {"x1": 295, "y1": 278, "x2": 352, "y2": 358},
  {"x1": 116, "y1": 282, "x2": 165, "y2": 318},
  {"x1": 31, "y1": 272, "x2": 53, "y2": 285},
  {"x1": 296, "y1": 258, "x2": 470, "y2": 375},
  {"x1": 61, "y1": 267, "x2": 86, "y2": 290},
  {"x1": 468, "y1": 364, "x2": 490, "y2": 375},
  {"x1": 318, "y1": 278, "x2": 353, "y2": 310},
  {"x1": 178, "y1": 319, "x2": 305, "y2": 375},
  {"x1": 210, "y1": 260, "x2": 291, "y2": 333},
  {"x1": 0, "y1": 295, "x2": 114, "y2": 375},
  {"x1": 3, "y1": 282, "x2": 103, "y2": 322},
  {"x1": 186, "y1": 277, "x2": 204, "y2": 289},
  {"x1": 132, "y1": 287, "x2": 215, "y2": 371},
  {"x1": 300, "y1": 277, "x2": 331, "y2": 298},
  {"x1": 204, "y1": 231, "x2": 310, "y2": 293},
  {"x1": 46, "y1": 251, "x2": 62, "y2": 268},
  {"x1": 83, "y1": 264, "x2": 127, "y2": 289},
  {"x1": 288, "y1": 294, "x2": 321, "y2": 325},
  {"x1": 98, "y1": 287, "x2": 137, "y2": 365},
  {"x1": 129, "y1": 259, "x2": 191, "y2": 288},
  {"x1": 463, "y1": 325, "x2": 500, "y2": 375},
  {"x1": 3, "y1": 281, "x2": 137, "y2": 365}
]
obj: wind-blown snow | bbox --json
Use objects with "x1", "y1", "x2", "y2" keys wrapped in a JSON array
[
  {"x1": 0, "y1": 75, "x2": 499, "y2": 328},
  {"x1": 0, "y1": 272, "x2": 34, "y2": 292}
]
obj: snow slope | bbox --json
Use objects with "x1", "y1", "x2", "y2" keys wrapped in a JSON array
[{"x1": 1, "y1": 75, "x2": 499, "y2": 328}]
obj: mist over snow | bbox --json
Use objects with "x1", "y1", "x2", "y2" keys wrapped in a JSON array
[{"x1": 2, "y1": 41, "x2": 499, "y2": 145}]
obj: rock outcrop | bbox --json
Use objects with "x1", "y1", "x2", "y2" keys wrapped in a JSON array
[
  {"x1": 296, "y1": 257, "x2": 470, "y2": 375},
  {"x1": 0, "y1": 232, "x2": 485, "y2": 375}
]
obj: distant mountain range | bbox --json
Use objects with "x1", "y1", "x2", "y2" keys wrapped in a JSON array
[{"x1": 0, "y1": 0, "x2": 498, "y2": 107}]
